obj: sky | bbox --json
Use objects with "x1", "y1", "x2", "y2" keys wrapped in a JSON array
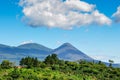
[{"x1": 0, "y1": 0, "x2": 120, "y2": 63}]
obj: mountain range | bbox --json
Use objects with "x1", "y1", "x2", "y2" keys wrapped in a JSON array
[{"x1": 0, "y1": 43, "x2": 119, "y2": 67}]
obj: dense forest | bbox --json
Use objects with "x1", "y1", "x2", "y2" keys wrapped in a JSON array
[{"x1": 0, "y1": 54, "x2": 120, "y2": 80}]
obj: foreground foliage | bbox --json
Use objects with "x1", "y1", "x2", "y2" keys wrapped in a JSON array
[{"x1": 0, "y1": 54, "x2": 120, "y2": 80}]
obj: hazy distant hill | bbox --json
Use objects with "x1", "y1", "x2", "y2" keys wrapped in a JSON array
[
  {"x1": 0, "y1": 43, "x2": 93, "y2": 62},
  {"x1": 0, "y1": 43, "x2": 53, "y2": 64},
  {"x1": 18, "y1": 43, "x2": 52, "y2": 52},
  {"x1": 52, "y1": 43, "x2": 93, "y2": 61},
  {"x1": 0, "y1": 43, "x2": 119, "y2": 67}
]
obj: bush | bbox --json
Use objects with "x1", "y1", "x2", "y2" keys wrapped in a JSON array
[
  {"x1": 1, "y1": 60, "x2": 14, "y2": 69},
  {"x1": 9, "y1": 68, "x2": 20, "y2": 79}
]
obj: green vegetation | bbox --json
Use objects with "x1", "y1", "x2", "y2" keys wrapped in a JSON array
[
  {"x1": 1, "y1": 60, "x2": 14, "y2": 69},
  {"x1": 0, "y1": 54, "x2": 120, "y2": 80},
  {"x1": 20, "y1": 56, "x2": 40, "y2": 68}
]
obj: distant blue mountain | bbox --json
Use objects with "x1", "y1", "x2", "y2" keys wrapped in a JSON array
[
  {"x1": 0, "y1": 43, "x2": 52, "y2": 54},
  {"x1": 0, "y1": 44, "x2": 11, "y2": 48},
  {"x1": 18, "y1": 43, "x2": 52, "y2": 52},
  {"x1": 52, "y1": 43, "x2": 93, "y2": 61},
  {"x1": 0, "y1": 43, "x2": 53, "y2": 64},
  {"x1": 0, "y1": 43, "x2": 119, "y2": 67}
]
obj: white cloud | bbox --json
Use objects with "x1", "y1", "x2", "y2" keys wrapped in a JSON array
[
  {"x1": 20, "y1": 40, "x2": 33, "y2": 45},
  {"x1": 91, "y1": 55, "x2": 120, "y2": 63},
  {"x1": 19, "y1": 0, "x2": 111, "y2": 29},
  {"x1": 112, "y1": 6, "x2": 120, "y2": 23},
  {"x1": 56, "y1": 41, "x2": 63, "y2": 45},
  {"x1": 65, "y1": 0, "x2": 95, "y2": 12}
]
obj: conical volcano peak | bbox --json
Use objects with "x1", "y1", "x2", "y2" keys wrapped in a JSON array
[
  {"x1": 62, "y1": 43, "x2": 73, "y2": 47},
  {"x1": 54, "y1": 42, "x2": 78, "y2": 52},
  {"x1": 52, "y1": 42, "x2": 93, "y2": 61},
  {"x1": 59, "y1": 42, "x2": 77, "y2": 49}
]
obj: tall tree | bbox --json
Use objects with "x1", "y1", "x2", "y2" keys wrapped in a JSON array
[
  {"x1": 44, "y1": 54, "x2": 59, "y2": 65},
  {"x1": 109, "y1": 60, "x2": 114, "y2": 67},
  {"x1": 19, "y1": 56, "x2": 40, "y2": 68}
]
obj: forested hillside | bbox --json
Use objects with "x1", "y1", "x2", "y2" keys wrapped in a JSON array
[{"x1": 0, "y1": 54, "x2": 120, "y2": 80}]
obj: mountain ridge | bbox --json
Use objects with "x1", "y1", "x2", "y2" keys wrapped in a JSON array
[
  {"x1": 52, "y1": 43, "x2": 93, "y2": 61},
  {"x1": 0, "y1": 43, "x2": 119, "y2": 67},
  {"x1": 18, "y1": 43, "x2": 52, "y2": 51}
]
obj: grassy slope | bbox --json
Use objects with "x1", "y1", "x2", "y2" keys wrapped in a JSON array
[{"x1": 0, "y1": 68, "x2": 94, "y2": 80}]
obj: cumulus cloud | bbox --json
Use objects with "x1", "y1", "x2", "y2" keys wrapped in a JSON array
[
  {"x1": 65, "y1": 0, "x2": 95, "y2": 12},
  {"x1": 112, "y1": 6, "x2": 120, "y2": 23},
  {"x1": 91, "y1": 55, "x2": 120, "y2": 63},
  {"x1": 19, "y1": 0, "x2": 111, "y2": 29},
  {"x1": 56, "y1": 41, "x2": 63, "y2": 45},
  {"x1": 20, "y1": 40, "x2": 33, "y2": 45}
]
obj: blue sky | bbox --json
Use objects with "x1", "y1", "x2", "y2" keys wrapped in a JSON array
[{"x1": 0, "y1": 0, "x2": 120, "y2": 63}]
